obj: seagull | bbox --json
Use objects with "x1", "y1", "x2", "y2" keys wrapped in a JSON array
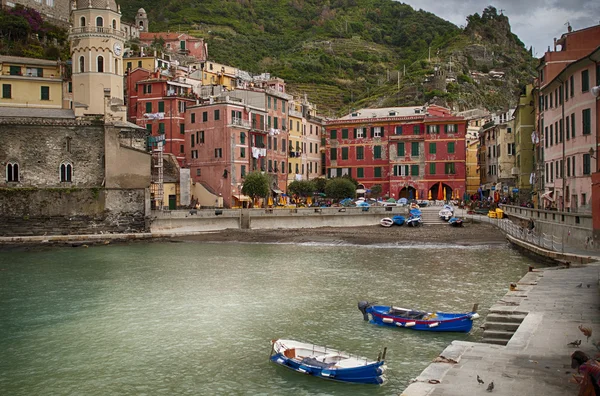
[
  {"x1": 576, "y1": 283, "x2": 583, "y2": 288},
  {"x1": 567, "y1": 339, "x2": 582, "y2": 347},
  {"x1": 477, "y1": 374, "x2": 485, "y2": 384},
  {"x1": 487, "y1": 381, "x2": 494, "y2": 392}
]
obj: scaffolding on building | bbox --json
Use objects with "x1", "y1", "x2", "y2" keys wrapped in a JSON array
[{"x1": 148, "y1": 134, "x2": 165, "y2": 210}]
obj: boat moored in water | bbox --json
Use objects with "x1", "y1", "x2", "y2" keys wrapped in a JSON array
[
  {"x1": 270, "y1": 339, "x2": 387, "y2": 385},
  {"x1": 358, "y1": 301, "x2": 479, "y2": 332}
]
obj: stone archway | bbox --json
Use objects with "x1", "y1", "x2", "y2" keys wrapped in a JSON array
[
  {"x1": 398, "y1": 186, "x2": 417, "y2": 200},
  {"x1": 429, "y1": 183, "x2": 453, "y2": 201}
]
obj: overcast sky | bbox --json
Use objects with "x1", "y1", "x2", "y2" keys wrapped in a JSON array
[{"x1": 399, "y1": 0, "x2": 600, "y2": 58}]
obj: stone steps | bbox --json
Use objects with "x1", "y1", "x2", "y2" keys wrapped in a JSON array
[{"x1": 481, "y1": 311, "x2": 528, "y2": 346}]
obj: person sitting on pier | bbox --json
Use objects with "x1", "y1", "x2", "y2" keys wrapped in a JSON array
[{"x1": 570, "y1": 350, "x2": 600, "y2": 395}]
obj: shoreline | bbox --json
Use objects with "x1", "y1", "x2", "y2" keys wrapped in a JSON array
[{"x1": 0, "y1": 223, "x2": 508, "y2": 251}]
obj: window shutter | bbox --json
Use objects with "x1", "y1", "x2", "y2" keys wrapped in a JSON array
[
  {"x1": 380, "y1": 127, "x2": 384, "y2": 138},
  {"x1": 370, "y1": 127, "x2": 375, "y2": 138},
  {"x1": 394, "y1": 166, "x2": 398, "y2": 176},
  {"x1": 413, "y1": 125, "x2": 419, "y2": 134},
  {"x1": 353, "y1": 128, "x2": 357, "y2": 139},
  {"x1": 436, "y1": 125, "x2": 440, "y2": 134},
  {"x1": 444, "y1": 124, "x2": 448, "y2": 133},
  {"x1": 404, "y1": 165, "x2": 409, "y2": 175}
]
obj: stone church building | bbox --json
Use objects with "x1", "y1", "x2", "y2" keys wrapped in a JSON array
[{"x1": 0, "y1": 0, "x2": 152, "y2": 236}]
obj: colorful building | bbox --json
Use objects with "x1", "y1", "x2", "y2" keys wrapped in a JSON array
[
  {"x1": 325, "y1": 106, "x2": 466, "y2": 200},
  {"x1": 185, "y1": 95, "x2": 266, "y2": 208},
  {"x1": 139, "y1": 32, "x2": 208, "y2": 61},
  {"x1": 126, "y1": 68, "x2": 196, "y2": 165},
  {"x1": 513, "y1": 84, "x2": 535, "y2": 201},
  {"x1": 539, "y1": 46, "x2": 599, "y2": 212},
  {"x1": 0, "y1": 56, "x2": 65, "y2": 110}
]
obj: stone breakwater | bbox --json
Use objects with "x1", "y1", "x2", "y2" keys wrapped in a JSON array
[{"x1": 401, "y1": 264, "x2": 600, "y2": 396}]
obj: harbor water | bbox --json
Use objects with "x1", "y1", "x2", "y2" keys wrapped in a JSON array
[{"x1": 0, "y1": 241, "x2": 538, "y2": 395}]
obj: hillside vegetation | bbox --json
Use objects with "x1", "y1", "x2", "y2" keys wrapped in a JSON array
[{"x1": 120, "y1": 1, "x2": 536, "y2": 115}]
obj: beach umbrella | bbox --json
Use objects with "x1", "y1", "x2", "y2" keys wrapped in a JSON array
[
  {"x1": 437, "y1": 182, "x2": 443, "y2": 201},
  {"x1": 416, "y1": 189, "x2": 419, "y2": 200},
  {"x1": 268, "y1": 196, "x2": 273, "y2": 206},
  {"x1": 307, "y1": 196, "x2": 313, "y2": 205},
  {"x1": 428, "y1": 190, "x2": 432, "y2": 200},
  {"x1": 443, "y1": 188, "x2": 447, "y2": 201}
]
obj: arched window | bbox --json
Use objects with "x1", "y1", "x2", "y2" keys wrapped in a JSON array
[
  {"x1": 114, "y1": 59, "x2": 118, "y2": 74},
  {"x1": 112, "y1": 19, "x2": 117, "y2": 29},
  {"x1": 79, "y1": 56, "x2": 85, "y2": 73},
  {"x1": 60, "y1": 162, "x2": 72, "y2": 183},
  {"x1": 97, "y1": 56, "x2": 104, "y2": 73},
  {"x1": 139, "y1": 21, "x2": 144, "y2": 28},
  {"x1": 80, "y1": 16, "x2": 86, "y2": 27},
  {"x1": 6, "y1": 162, "x2": 19, "y2": 182},
  {"x1": 96, "y1": 16, "x2": 103, "y2": 27}
]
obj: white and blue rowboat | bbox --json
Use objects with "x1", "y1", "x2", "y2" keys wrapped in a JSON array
[
  {"x1": 358, "y1": 302, "x2": 479, "y2": 332},
  {"x1": 270, "y1": 339, "x2": 387, "y2": 385},
  {"x1": 392, "y1": 215, "x2": 405, "y2": 226},
  {"x1": 380, "y1": 217, "x2": 394, "y2": 227}
]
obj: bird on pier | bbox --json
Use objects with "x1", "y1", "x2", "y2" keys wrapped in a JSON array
[
  {"x1": 477, "y1": 374, "x2": 485, "y2": 384},
  {"x1": 567, "y1": 339, "x2": 582, "y2": 347},
  {"x1": 486, "y1": 381, "x2": 494, "y2": 392},
  {"x1": 579, "y1": 325, "x2": 593, "y2": 342},
  {"x1": 576, "y1": 283, "x2": 583, "y2": 288}
]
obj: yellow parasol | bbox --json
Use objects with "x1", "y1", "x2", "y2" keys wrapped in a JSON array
[
  {"x1": 268, "y1": 196, "x2": 273, "y2": 206},
  {"x1": 307, "y1": 196, "x2": 313, "y2": 205},
  {"x1": 415, "y1": 189, "x2": 419, "y2": 200},
  {"x1": 428, "y1": 190, "x2": 432, "y2": 200},
  {"x1": 443, "y1": 188, "x2": 447, "y2": 201}
]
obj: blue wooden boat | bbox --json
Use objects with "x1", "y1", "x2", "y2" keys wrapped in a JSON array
[
  {"x1": 358, "y1": 302, "x2": 479, "y2": 332},
  {"x1": 392, "y1": 215, "x2": 405, "y2": 226},
  {"x1": 448, "y1": 217, "x2": 463, "y2": 227},
  {"x1": 270, "y1": 339, "x2": 387, "y2": 385}
]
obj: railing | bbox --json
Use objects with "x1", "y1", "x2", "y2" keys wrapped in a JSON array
[
  {"x1": 70, "y1": 26, "x2": 125, "y2": 38},
  {"x1": 230, "y1": 118, "x2": 251, "y2": 128}
]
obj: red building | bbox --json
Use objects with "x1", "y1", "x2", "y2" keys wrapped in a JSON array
[
  {"x1": 325, "y1": 106, "x2": 467, "y2": 200},
  {"x1": 126, "y1": 68, "x2": 196, "y2": 165},
  {"x1": 139, "y1": 32, "x2": 208, "y2": 61},
  {"x1": 184, "y1": 88, "x2": 291, "y2": 208}
]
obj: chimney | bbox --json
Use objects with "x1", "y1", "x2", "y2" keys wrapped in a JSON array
[{"x1": 553, "y1": 38, "x2": 557, "y2": 51}]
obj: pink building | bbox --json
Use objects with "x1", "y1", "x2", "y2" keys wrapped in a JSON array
[
  {"x1": 139, "y1": 32, "x2": 208, "y2": 61},
  {"x1": 185, "y1": 97, "x2": 257, "y2": 208},
  {"x1": 539, "y1": 46, "x2": 599, "y2": 212}
]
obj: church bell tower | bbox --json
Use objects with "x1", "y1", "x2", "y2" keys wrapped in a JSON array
[{"x1": 69, "y1": 0, "x2": 126, "y2": 120}]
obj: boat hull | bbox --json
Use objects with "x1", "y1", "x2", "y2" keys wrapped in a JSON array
[
  {"x1": 365, "y1": 305, "x2": 475, "y2": 332},
  {"x1": 270, "y1": 339, "x2": 386, "y2": 385}
]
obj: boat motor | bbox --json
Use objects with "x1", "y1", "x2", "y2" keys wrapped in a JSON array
[{"x1": 358, "y1": 301, "x2": 371, "y2": 321}]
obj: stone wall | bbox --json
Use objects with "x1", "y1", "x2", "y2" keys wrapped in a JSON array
[
  {"x1": 2, "y1": 0, "x2": 70, "y2": 26},
  {"x1": 0, "y1": 119, "x2": 106, "y2": 188},
  {"x1": 0, "y1": 187, "x2": 147, "y2": 236}
]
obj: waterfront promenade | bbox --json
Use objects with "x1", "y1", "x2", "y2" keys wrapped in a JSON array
[{"x1": 402, "y1": 263, "x2": 600, "y2": 396}]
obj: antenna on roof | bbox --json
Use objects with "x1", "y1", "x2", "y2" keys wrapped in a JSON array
[{"x1": 565, "y1": 21, "x2": 572, "y2": 32}]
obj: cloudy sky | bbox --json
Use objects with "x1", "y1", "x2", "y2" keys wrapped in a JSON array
[{"x1": 399, "y1": 0, "x2": 600, "y2": 57}]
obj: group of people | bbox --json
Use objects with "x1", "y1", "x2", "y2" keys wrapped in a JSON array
[{"x1": 571, "y1": 350, "x2": 600, "y2": 395}]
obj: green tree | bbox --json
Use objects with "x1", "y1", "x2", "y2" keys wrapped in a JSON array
[
  {"x1": 241, "y1": 171, "x2": 269, "y2": 205},
  {"x1": 325, "y1": 178, "x2": 356, "y2": 201},
  {"x1": 287, "y1": 180, "x2": 315, "y2": 197},
  {"x1": 312, "y1": 177, "x2": 327, "y2": 193},
  {"x1": 370, "y1": 184, "x2": 383, "y2": 198}
]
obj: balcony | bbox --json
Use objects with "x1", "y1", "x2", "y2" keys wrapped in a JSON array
[
  {"x1": 230, "y1": 117, "x2": 251, "y2": 128},
  {"x1": 70, "y1": 26, "x2": 125, "y2": 38}
]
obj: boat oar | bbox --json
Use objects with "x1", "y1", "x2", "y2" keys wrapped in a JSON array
[{"x1": 382, "y1": 347, "x2": 387, "y2": 361}]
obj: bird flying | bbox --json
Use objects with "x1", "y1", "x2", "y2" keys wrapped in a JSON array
[
  {"x1": 477, "y1": 374, "x2": 484, "y2": 384},
  {"x1": 487, "y1": 381, "x2": 494, "y2": 392},
  {"x1": 579, "y1": 325, "x2": 593, "y2": 342},
  {"x1": 567, "y1": 339, "x2": 582, "y2": 347}
]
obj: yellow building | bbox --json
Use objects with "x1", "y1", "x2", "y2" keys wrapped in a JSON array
[
  {"x1": 287, "y1": 100, "x2": 303, "y2": 185},
  {"x1": 0, "y1": 56, "x2": 64, "y2": 109},
  {"x1": 514, "y1": 84, "x2": 535, "y2": 200},
  {"x1": 466, "y1": 139, "x2": 480, "y2": 196},
  {"x1": 189, "y1": 61, "x2": 237, "y2": 90},
  {"x1": 123, "y1": 56, "x2": 173, "y2": 73}
]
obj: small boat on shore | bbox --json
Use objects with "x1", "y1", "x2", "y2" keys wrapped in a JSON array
[
  {"x1": 392, "y1": 215, "x2": 405, "y2": 226},
  {"x1": 380, "y1": 217, "x2": 394, "y2": 227},
  {"x1": 358, "y1": 301, "x2": 479, "y2": 332},
  {"x1": 270, "y1": 339, "x2": 387, "y2": 385},
  {"x1": 448, "y1": 217, "x2": 463, "y2": 227}
]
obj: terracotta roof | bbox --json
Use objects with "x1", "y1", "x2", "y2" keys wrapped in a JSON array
[
  {"x1": 0, "y1": 55, "x2": 60, "y2": 67},
  {"x1": 0, "y1": 108, "x2": 75, "y2": 119}
]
